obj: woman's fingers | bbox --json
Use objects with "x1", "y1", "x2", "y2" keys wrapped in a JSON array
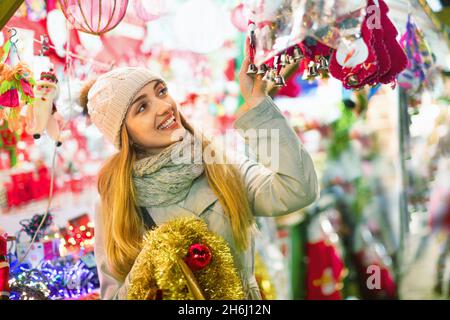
[
  {"x1": 239, "y1": 56, "x2": 250, "y2": 79},
  {"x1": 253, "y1": 75, "x2": 267, "y2": 95},
  {"x1": 244, "y1": 36, "x2": 250, "y2": 57},
  {"x1": 239, "y1": 38, "x2": 251, "y2": 78}
]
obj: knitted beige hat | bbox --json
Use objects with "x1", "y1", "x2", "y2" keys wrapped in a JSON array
[{"x1": 85, "y1": 67, "x2": 164, "y2": 149}]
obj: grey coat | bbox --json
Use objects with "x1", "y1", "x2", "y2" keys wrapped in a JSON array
[{"x1": 94, "y1": 96, "x2": 319, "y2": 299}]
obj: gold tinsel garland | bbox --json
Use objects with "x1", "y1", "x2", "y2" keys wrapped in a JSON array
[{"x1": 127, "y1": 217, "x2": 245, "y2": 300}]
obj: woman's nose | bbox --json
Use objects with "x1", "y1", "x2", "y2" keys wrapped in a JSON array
[{"x1": 156, "y1": 101, "x2": 173, "y2": 116}]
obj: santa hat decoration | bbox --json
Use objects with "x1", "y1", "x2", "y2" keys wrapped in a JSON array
[{"x1": 40, "y1": 69, "x2": 58, "y2": 84}]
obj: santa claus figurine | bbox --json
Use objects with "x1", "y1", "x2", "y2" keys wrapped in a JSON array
[
  {"x1": 26, "y1": 69, "x2": 65, "y2": 147},
  {"x1": 0, "y1": 231, "x2": 14, "y2": 300}
]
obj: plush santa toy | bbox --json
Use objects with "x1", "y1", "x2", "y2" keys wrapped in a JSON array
[
  {"x1": 26, "y1": 69, "x2": 65, "y2": 147},
  {"x1": 0, "y1": 231, "x2": 14, "y2": 300}
]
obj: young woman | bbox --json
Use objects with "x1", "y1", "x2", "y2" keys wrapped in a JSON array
[{"x1": 81, "y1": 54, "x2": 319, "y2": 300}]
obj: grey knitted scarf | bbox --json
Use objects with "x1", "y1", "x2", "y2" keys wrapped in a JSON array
[{"x1": 132, "y1": 131, "x2": 204, "y2": 207}]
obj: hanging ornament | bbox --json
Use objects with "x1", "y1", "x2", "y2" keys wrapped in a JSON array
[
  {"x1": 257, "y1": 63, "x2": 268, "y2": 76},
  {"x1": 271, "y1": 54, "x2": 285, "y2": 87},
  {"x1": 318, "y1": 56, "x2": 330, "y2": 78},
  {"x1": 246, "y1": 22, "x2": 258, "y2": 76},
  {"x1": 329, "y1": 0, "x2": 407, "y2": 90},
  {"x1": 58, "y1": 0, "x2": 129, "y2": 35},
  {"x1": 375, "y1": 0, "x2": 407, "y2": 85},
  {"x1": 0, "y1": 62, "x2": 36, "y2": 132},
  {"x1": 304, "y1": 60, "x2": 319, "y2": 81},
  {"x1": 334, "y1": 37, "x2": 369, "y2": 68},
  {"x1": 133, "y1": 0, "x2": 167, "y2": 23},
  {"x1": 262, "y1": 68, "x2": 275, "y2": 82},
  {"x1": 398, "y1": 15, "x2": 433, "y2": 93},
  {"x1": 244, "y1": 0, "x2": 365, "y2": 66},
  {"x1": 231, "y1": 3, "x2": 248, "y2": 32},
  {"x1": 293, "y1": 45, "x2": 304, "y2": 62},
  {"x1": 25, "y1": 69, "x2": 68, "y2": 147}
]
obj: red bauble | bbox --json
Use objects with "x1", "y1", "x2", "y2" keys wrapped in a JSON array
[{"x1": 184, "y1": 244, "x2": 212, "y2": 271}]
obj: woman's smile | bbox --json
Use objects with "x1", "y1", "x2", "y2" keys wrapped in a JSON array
[{"x1": 156, "y1": 110, "x2": 180, "y2": 131}]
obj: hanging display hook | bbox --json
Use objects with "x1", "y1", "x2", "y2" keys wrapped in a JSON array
[
  {"x1": 7, "y1": 28, "x2": 21, "y2": 61},
  {"x1": 8, "y1": 28, "x2": 18, "y2": 45}
]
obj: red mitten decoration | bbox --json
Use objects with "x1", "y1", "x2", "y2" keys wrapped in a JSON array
[
  {"x1": 369, "y1": 0, "x2": 391, "y2": 82},
  {"x1": 329, "y1": 0, "x2": 407, "y2": 90},
  {"x1": 349, "y1": 15, "x2": 379, "y2": 88},
  {"x1": 376, "y1": 0, "x2": 407, "y2": 84}
]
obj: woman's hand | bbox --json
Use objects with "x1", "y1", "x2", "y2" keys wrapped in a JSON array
[{"x1": 238, "y1": 38, "x2": 268, "y2": 111}]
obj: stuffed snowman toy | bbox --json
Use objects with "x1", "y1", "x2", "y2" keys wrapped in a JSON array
[{"x1": 26, "y1": 69, "x2": 65, "y2": 147}]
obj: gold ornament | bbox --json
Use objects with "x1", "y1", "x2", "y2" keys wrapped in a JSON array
[
  {"x1": 254, "y1": 253, "x2": 276, "y2": 300},
  {"x1": 127, "y1": 217, "x2": 245, "y2": 300}
]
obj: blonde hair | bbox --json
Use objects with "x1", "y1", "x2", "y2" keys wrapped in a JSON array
[{"x1": 97, "y1": 115, "x2": 255, "y2": 281}]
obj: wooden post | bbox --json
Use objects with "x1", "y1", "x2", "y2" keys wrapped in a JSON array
[{"x1": 0, "y1": 0, "x2": 25, "y2": 30}]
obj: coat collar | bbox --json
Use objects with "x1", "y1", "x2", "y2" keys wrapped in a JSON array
[{"x1": 184, "y1": 173, "x2": 218, "y2": 216}]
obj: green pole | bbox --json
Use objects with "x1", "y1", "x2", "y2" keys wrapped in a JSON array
[{"x1": 291, "y1": 217, "x2": 309, "y2": 300}]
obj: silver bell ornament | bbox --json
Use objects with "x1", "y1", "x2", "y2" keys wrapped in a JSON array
[
  {"x1": 263, "y1": 68, "x2": 276, "y2": 82},
  {"x1": 305, "y1": 61, "x2": 319, "y2": 81},
  {"x1": 274, "y1": 74, "x2": 286, "y2": 87},
  {"x1": 287, "y1": 55, "x2": 295, "y2": 65},
  {"x1": 247, "y1": 63, "x2": 258, "y2": 76},
  {"x1": 318, "y1": 56, "x2": 329, "y2": 71},
  {"x1": 293, "y1": 45, "x2": 304, "y2": 62},
  {"x1": 280, "y1": 52, "x2": 287, "y2": 67},
  {"x1": 273, "y1": 55, "x2": 279, "y2": 68},
  {"x1": 257, "y1": 64, "x2": 269, "y2": 76},
  {"x1": 318, "y1": 56, "x2": 330, "y2": 78}
]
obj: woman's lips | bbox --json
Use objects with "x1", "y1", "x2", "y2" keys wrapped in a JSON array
[{"x1": 157, "y1": 112, "x2": 179, "y2": 130}]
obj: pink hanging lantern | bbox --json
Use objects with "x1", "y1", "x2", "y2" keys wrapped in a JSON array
[
  {"x1": 58, "y1": 0, "x2": 129, "y2": 35},
  {"x1": 133, "y1": 0, "x2": 166, "y2": 23},
  {"x1": 231, "y1": 3, "x2": 248, "y2": 32}
]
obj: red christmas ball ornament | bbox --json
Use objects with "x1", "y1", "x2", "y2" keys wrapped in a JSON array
[{"x1": 184, "y1": 244, "x2": 212, "y2": 271}]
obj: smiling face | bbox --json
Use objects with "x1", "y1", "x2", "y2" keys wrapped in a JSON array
[
  {"x1": 124, "y1": 80, "x2": 186, "y2": 154},
  {"x1": 35, "y1": 80, "x2": 58, "y2": 99}
]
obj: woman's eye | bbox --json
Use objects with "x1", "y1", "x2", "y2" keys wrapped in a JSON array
[
  {"x1": 159, "y1": 87, "x2": 168, "y2": 96},
  {"x1": 138, "y1": 103, "x2": 147, "y2": 113}
]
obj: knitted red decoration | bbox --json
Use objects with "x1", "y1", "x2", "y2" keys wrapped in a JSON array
[
  {"x1": 329, "y1": 0, "x2": 407, "y2": 90},
  {"x1": 375, "y1": 0, "x2": 407, "y2": 84}
]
